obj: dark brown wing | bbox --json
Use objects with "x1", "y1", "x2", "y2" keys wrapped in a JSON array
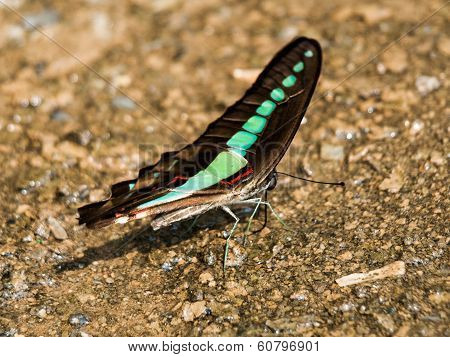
[
  {"x1": 78, "y1": 37, "x2": 321, "y2": 228},
  {"x1": 196, "y1": 37, "x2": 321, "y2": 184}
]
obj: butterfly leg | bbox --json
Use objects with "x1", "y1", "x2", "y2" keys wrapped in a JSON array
[
  {"x1": 250, "y1": 190, "x2": 269, "y2": 234},
  {"x1": 244, "y1": 197, "x2": 262, "y2": 243},
  {"x1": 221, "y1": 206, "x2": 240, "y2": 270},
  {"x1": 259, "y1": 201, "x2": 294, "y2": 232},
  {"x1": 185, "y1": 201, "x2": 216, "y2": 235},
  {"x1": 239, "y1": 197, "x2": 294, "y2": 233},
  {"x1": 185, "y1": 214, "x2": 200, "y2": 234}
]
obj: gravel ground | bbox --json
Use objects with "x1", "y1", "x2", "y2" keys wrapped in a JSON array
[{"x1": 0, "y1": 0, "x2": 448, "y2": 336}]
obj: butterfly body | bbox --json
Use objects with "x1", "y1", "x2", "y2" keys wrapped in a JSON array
[{"x1": 78, "y1": 37, "x2": 322, "y2": 230}]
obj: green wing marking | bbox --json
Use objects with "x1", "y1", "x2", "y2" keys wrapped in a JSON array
[{"x1": 136, "y1": 151, "x2": 247, "y2": 209}]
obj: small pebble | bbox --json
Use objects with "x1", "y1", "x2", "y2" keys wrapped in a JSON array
[
  {"x1": 47, "y1": 217, "x2": 68, "y2": 240},
  {"x1": 290, "y1": 291, "x2": 308, "y2": 301},
  {"x1": 204, "y1": 251, "x2": 216, "y2": 266},
  {"x1": 6, "y1": 25, "x2": 25, "y2": 43},
  {"x1": 50, "y1": 108, "x2": 72, "y2": 122},
  {"x1": 415, "y1": 76, "x2": 440, "y2": 96},
  {"x1": 409, "y1": 119, "x2": 424, "y2": 135},
  {"x1": 337, "y1": 251, "x2": 353, "y2": 261},
  {"x1": 35, "y1": 223, "x2": 50, "y2": 239},
  {"x1": 339, "y1": 302, "x2": 355, "y2": 312},
  {"x1": 182, "y1": 301, "x2": 206, "y2": 322},
  {"x1": 36, "y1": 307, "x2": 47, "y2": 318},
  {"x1": 224, "y1": 241, "x2": 247, "y2": 268},
  {"x1": 320, "y1": 143, "x2": 345, "y2": 161},
  {"x1": 22, "y1": 235, "x2": 33, "y2": 243},
  {"x1": 68, "y1": 313, "x2": 90, "y2": 327},
  {"x1": 111, "y1": 96, "x2": 137, "y2": 110},
  {"x1": 381, "y1": 47, "x2": 408, "y2": 73},
  {"x1": 374, "y1": 313, "x2": 395, "y2": 333},
  {"x1": 379, "y1": 166, "x2": 404, "y2": 193},
  {"x1": 23, "y1": 9, "x2": 60, "y2": 30},
  {"x1": 199, "y1": 271, "x2": 214, "y2": 284},
  {"x1": 336, "y1": 261, "x2": 406, "y2": 287},
  {"x1": 232, "y1": 68, "x2": 260, "y2": 83}
]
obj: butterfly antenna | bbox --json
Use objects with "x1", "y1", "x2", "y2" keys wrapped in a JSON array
[{"x1": 277, "y1": 171, "x2": 345, "y2": 187}]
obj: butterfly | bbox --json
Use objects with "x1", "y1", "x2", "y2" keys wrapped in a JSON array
[{"x1": 78, "y1": 37, "x2": 322, "y2": 242}]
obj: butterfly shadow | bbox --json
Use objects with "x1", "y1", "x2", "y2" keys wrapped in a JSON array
[{"x1": 54, "y1": 207, "x2": 256, "y2": 273}]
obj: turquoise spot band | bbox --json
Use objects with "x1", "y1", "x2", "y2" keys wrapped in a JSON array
[
  {"x1": 282, "y1": 75, "x2": 297, "y2": 87},
  {"x1": 270, "y1": 88, "x2": 285, "y2": 102},
  {"x1": 242, "y1": 115, "x2": 267, "y2": 134},
  {"x1": 293, "y1": 61, "x2": 304, "y2": 73},
  {"x1": 256, "y1": 100, "x2": 276, "y2": 116},
  {"x1": 227, "y1": 130, "x2": 258, "y2": 152}
]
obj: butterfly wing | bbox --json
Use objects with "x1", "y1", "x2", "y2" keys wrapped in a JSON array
[
  {"x1": 196, "y1": 37, "x2": 322, "y2": 185},
  {"x1": 78, "y1": 37, "x2": 321, "y2": 228}
]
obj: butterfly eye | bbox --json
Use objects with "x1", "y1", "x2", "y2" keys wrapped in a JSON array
[{"x1": 266, "y1": 172, "x2": 278, "y2": 191}]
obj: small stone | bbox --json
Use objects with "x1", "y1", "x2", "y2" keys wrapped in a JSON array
[
  {"x1": 6, "y1": 25, "x2": 25, "y2": 43},
  {"x1": 199, "y1": 271, "x2": 214, "y2": 284},
  {"x1": 232, "y1": 68, "x2": 260, "y2": 83},
  {"x1": 379, "y1": 166, "x2": 404, "y2": 193},
  {"x1": 182, "y1": 301, "x2": 206, "y2": 322},
  {"x1": 336, "y1": 261, "x2": 406, "y2": 287},
  {"x1": 344, "y1": 221, "x2": 358, "y2": 230},
  {"x1": 368, "y1": 126, "x2": 398, "y2": 140},
  {"x1": 112, "y1": 74, "x2": 132, "y2": 88},
  {"x1": 430, "y1": 151, "x2": 444, "y2": 166},
  {"x1": 77, "y1": 293, "x2": 96, "y2": 304},
  {"x1": 22, "y1": 235, "x2": 33, "y2": 243},
  {"x1": 290, "y1": 291, "x2": 308, "y2": 301},
  {"x1": 204, "y1": 251, "x2": 216, "y2": 266},
  {"x1": 415, "y1": 76, "x2": 440, "y2": 96},
  {"x1": 337, "y1": 251, "x2": 353, "y2": 261},
  {"x1": 50, "y1": 108, "x2": 72, "y2": 122},
  {"x1": 356, "y1": 5, "x2": 392, "y2": 25},
  {"x1": 278, "y1": 26, "x2": 298, "y2": 40},
  {"x1": 111, "y1": 95, "x2": 136, "y2": 110},
  {"x1": 270, "y1": 288, "x2": 284, "y2": 302},
  {"x1": 35, "y1": 223, "x2": 50, "y2": 239},
  {"x1": 225, "y1": 281, "x2": 248, "y2": 297},
  {"x1": 105, "y1": 277, "x2": 114, "y2": 284},
  {"x1": 16, "y1": 204, "x2": 32, "y2": 214},
  {"x1": 259, "y1": 227, "x2": 271, "y2": 237},
  {"x1": 89, "y1": 189, "x2": 105, "y2": 202},
  {"x1": 339, "y1": 302, "x2": 355, "y2": 312},
  {"x1": 36, "y1": 307, "x2": 47, "y2": 318},
  {"x1": 23, "y1": 9, "x2": 60, "y2": 30},
  {"x1": 381, "y1": 47, "x2": 408, "y2": 73},
  {"x1": 409, "y1": 119, "x2": 424, "y2": 135},
  {"x1": 320, "y1": 143, "x2": 345, "y2": 161},
  {"x1": 68, "y1": 313, "x2": 90, "y2": 327},
  {"x1": 374, "y1": 313, "x2": 395, "y2": 333},
  {"x1": 56, "y1": 141, "x2": 89, "y2": 159},
  {"x1": 47, "y1": 217, "x2": 68, "y2": 240},
  {"x1": 428, "y1": 292, "x2": 449, "y2": 304},
  {"x1": 224, "y1": 241, "x2": 247, "y2": 268},
  {"x1": 161, "y1": 257, "x2": 180, "y2": 272},
  {"x1": 11, "y1": 270, "x2": 28, "y2": 296}
]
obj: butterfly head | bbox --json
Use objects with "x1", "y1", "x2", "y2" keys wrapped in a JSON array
[{"x1": 266, "y1": 171, "x2": 278, "y2": 191}]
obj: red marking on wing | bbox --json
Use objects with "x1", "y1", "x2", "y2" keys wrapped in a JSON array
[
  {"x1": 221, "y1": 167, "x2": 254, "y2": 186},
  {"x1": 167, "y1": 175, "x2": 189, "y2": 186}
]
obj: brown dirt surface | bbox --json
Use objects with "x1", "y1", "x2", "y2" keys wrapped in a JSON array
[{"x1": 0, "y1": 0, "x2": 448, "y2": 336}]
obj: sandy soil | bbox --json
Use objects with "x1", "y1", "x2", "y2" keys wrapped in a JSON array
[{"x1": 0, "y1": 0, "x2": 448, "y2": 336}]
